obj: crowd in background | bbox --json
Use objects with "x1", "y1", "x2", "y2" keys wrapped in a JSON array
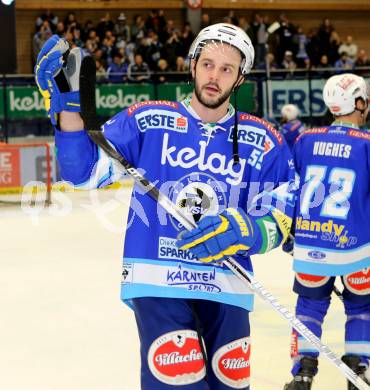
[{"x1": 32, "y1": 9, "x2": 370, "y2": 83}]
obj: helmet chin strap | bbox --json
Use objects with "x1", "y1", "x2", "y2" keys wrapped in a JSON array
[{"x1": 232, "y1": 74, "x2": 245, "y2": 166}]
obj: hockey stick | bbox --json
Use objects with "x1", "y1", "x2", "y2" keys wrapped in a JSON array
[
  {"x1": 79, "y1": 56, "x2": 369, "y2": 390},
  {"x1": 334, "y1": 285, "x2": 344, "y2": 302}
]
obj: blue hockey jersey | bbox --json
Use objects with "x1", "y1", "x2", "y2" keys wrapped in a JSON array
[
  {"x1": 292, "y1": 124, "x2": 370, "y2": 276},
  {"x1": 280, "y1": 119, "x2": 305, "y2": 150},
  {"x1": 55, "y1": 99, "x2": 296, "y2": 311}
]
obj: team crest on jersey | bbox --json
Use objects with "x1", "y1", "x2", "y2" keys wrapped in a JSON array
[
  {"x1": 147, "y1": 330, "x2": 206, "y2": 385},
  {"x1": 296, "y1": 273, "x2": 330, "y2": 288},
  {"x1": 168, "y1": 172, "x2": 227, "y2": 231},
  {"x1": 135, "y1": 109, "x2": 188, "y2": 133},
  {"x1": 343, "y1": 268, "x2": 370, "y2": 295},
  {"x1": 211, "y1": 337, "x2": 251, "y2": 388}
]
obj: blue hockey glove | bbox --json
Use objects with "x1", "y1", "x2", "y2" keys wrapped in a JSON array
[
  {"x1": 176, "y1": 208, "x2": 258, "y2": 263},
  {"x1": 34, "y1": 34, "x2": 84, "y2": 125}
]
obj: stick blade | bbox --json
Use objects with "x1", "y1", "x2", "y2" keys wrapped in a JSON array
[{"x1": 80, "y1": 55, "x2": 100, "y2": 131}]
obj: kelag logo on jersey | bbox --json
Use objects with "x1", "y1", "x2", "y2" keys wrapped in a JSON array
[
  {"x1": 135, "y1": 109, "x2": 188, "y2": 133},
  {"x1": 228, "y1": 125, "x2": 266, "y2": 149}
]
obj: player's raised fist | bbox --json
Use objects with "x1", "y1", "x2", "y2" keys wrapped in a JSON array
[{"x1": 34, "y1": 34, "x2": 84, "y2": 125}]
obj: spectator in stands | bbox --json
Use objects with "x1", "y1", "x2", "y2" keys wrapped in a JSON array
[
  {"x1": 32, "y1": 21, "x2": 52, "y2": 64},
  {"x1": 85, "y1": 29, "x2": 100, "y2": 54},
  {"x1": 314, "y1": 54, "x2": 331, "y2": 78},
  {"x1": 276, "y1": 13, "x2": 297, "y2": 64},
  {"x1": 101, "y1": 30, "x2": 116, "y2": 65},
  {"x1": 355, "y1": 49, "x2": 370, "y2": 76},
  {"x1": 161, "y1": 19, "x2": 175, "y2": 43},
  {"x1": 294, "y1": 26, "x2": 309, "y2": 68},
  {"x1": 107, "y1": 52, "x2": 128, "y2": 83},
  {"x1": 64, "y1": 12, "x2": 80, "y2": 31},
  {"x1": 175, "y1": 56, "x2": 188, "y2": 72},
  {"x1": 145, "y1": 9, "x2": 161, "y2": 34},
  {"x1": 248, "y1": 13, "x2": 269, "y2": 67},
  {"x1": 95, "y1": 59, "x2": 107, "y2": 82},
  {"x1": 97, "y1": 13, "x2": 114, "y2": 41},
  {"x1": 36, "y1": 10, "x2": 58, "y2": 33},
  {"x1": 180, "y1": 22, "x2": 194, "y2": 57},
  {"x1": 281, "y1": 50, "x2": 297, "y2": 76},
  {"x1": 334, "y1": 51, "x2": 354, "y2": 72},
  {"x1": 157, "y1": 9, "x2": 167, "y2": 40},
  {"x1": 125, "y1": 41, "x2": 137, "y2": 64},
  {"x1": 93, "y1": 48, "x2": 106, "y2": 68},
  {"x1": 328, "y1": 30, "x2": 341, "y2": 65},
  {"x1": 81, "y1": 20, "x2": 94, "y2": 42},
  {"x1": 145, "y1": 32, "x2": 163, "y2": 69},
  {"x1": 114, "y1": 13, "x2": 131, "y2": 43},
  {"x1": 131, "y1": 14, "x2": 146, "y2": 44},
  {"x1": 55, "y1": 21, "x2": 65, "y2": 38},
  {"x1": 306, "y1": 28, "x2": 321, "y2": 66},
  {"x1": 338, "y1": 35, "x2": 358, "y2": 61},
  {"x1": 163, "y1": 29, "x2": 184, "y2": 69},
  {"x1": 127, "y1": 53, "x2": 151, "y2": 83},
  {"x1": 355, "y1": 49, "x2": 370, "y2": 67},
  {"x1": 238, "y1": 17, "x2": 250, "y2": 33},
  {"x1": 71, "y1": 27, "x2": 83, "y2": 48},
  {"x1": 200, "y1": 13, "x2": 211, "y2": 30},
  {"x1": 154, "y1": 58, "x2": 170, "y2": 83},
  {"x1": 64, "y1": 27, "x2": 74, "y2": 47},
  {"x1": 227, "y1": 10, "x2": 239, "y2": 26},
  {"x1": 169, "y1": 56, "x2": 188, "y2": 82},
  {"x1": 135, "y1": 37, "x2": 150, "y2": 65},
  {"x1": 317, "y1": 18, "x2": 334, "y2": 58},
  {"x1": 259, "y1": 52, "x2": 279, "y2": 71}
]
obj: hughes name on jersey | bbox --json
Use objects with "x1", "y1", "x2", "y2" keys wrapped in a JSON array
[
  {"x1": 292, "y1": 125, "x2": 370, "y2": 276},
  {"x1": 55, "y1": 99, "x2": 296, "y2": 311}
]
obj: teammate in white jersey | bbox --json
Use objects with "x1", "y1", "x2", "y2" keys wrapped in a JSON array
[
  {"x1": 284, "y1": 74, "x2": 370, "y2": 390},
  {"x1": 35, "y1": 24, "x2": 296, "y2": 389}
]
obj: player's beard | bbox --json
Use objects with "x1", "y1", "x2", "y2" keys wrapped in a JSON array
[{"x1": 194, "y1": 79, "x2": 234, "y2": 109}]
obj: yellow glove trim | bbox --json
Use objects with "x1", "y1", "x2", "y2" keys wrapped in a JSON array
[
  {"x1": 199, "y1": 244, "x2": 251, "y2": 263},
  {"x1": 226, "y1": 208, "x2": 253, "y2": 238},
  {"x1": 180, "y1": 215, "x2": 229, "y2": 250},
  {"x1": 271, "y1": 209, "x2": 292, "y2": 241}
]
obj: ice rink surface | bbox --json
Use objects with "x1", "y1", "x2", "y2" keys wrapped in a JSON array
[{"x1": 0, "y1": 188, "x2": 347, "y2": 390}]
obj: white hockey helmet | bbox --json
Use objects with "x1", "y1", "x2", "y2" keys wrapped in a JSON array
[
  {"x1": 188, "y1": 23, "x2": 255, "y2": 75},
  {"x1": 323, "y1": 73, "x2": 369, "y2": 116},
  {"x1": 281, "y1": 104, "x2": 300, "y2": 121}
]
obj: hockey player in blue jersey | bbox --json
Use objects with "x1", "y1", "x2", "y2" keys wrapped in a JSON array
[
  {"x1": 279, "y1": 104, "x2": 305, "y2": 150},
  {"x1": 284, "y1": 73, "x2": 370, "y2": 390},
  {"x1": 35, "y1": 24, "x2": 296, "y2": 389}
]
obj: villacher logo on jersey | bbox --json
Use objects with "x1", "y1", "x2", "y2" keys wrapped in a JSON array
[
  {"x1": 212, "y1": 337, "x2": 251, "y2": 388},
  {"x1": 147, "y1": 330, "x2": 206, "y2": 386}
]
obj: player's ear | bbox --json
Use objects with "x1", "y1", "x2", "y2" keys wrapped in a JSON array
[
  {"x1": 191, "y1": 59, "x2": 196, "y2": 79},
  {"x1": 356, "y1": 98, "x2": 367, "y2": 111}
]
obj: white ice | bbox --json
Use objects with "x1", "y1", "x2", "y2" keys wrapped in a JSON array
[{"x1": 0, "y1": 188, "x2": 346, "y2": 389}]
